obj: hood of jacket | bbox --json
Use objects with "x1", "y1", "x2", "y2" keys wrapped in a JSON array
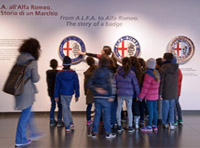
[
  {"x1": 161, "y1": 63, "x2": 178, "y2": 74},
  {"x1": 16, "y1": 53, "x2": 35, "y2": 65}
]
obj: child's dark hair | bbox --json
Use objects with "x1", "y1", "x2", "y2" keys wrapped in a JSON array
[
  {"x1": 130, "y1": 56, "x2": 143, "y2": 86},
  {"x1": 86, "y1": 56, "x2": 95, "y2": 66},
  {"x1": 50, "y1": 59, "x2": 58, "y2": 69},
  {"x1": 99, "y1": 55, "x2": 110, "y2": 68},
  {"x1": 19, "y1": 38, "x2": 41, "y2": 60},
  {"x1": 156, "y1": 58, "x2": 162, "y2": 67},
  {"x1": 163, "y1": 53, "x2": 174, "y2": 62},
  {"x1": 122, "y1": 57, "x2": 131, "y2": 78},
  {"x1": 138, "y1": 57, "x2": 147, "y2": 70},
  {"x1": 103, "y1": 46, "x2": 112, "y2": 56}
]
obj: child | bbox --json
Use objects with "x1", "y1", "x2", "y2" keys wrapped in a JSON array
[
  {"x1": 172, "y1": 57, "x2": 183, "y2": 126},
  {"x1": 83, "y1": 57, "x2": 97, "y2": 126},
  {"x1": 54, "y1": 56, "x2": 80, "y2": 132},
  {"x1": 115, "y1": 57, "x2": 140, "y2": 132},
  {"x1": 46, "y1": 59, "x2": 63, "y2": 127},
  {"x1": 138, "y1": 58, "x2": 160, "y2": 132},
  {"x1": 156, "y1": 58, "x2": 163, "y2": 125},
  {"x1": 87, "y1": 56, "x2": 116, "y2": 139},
  {"x1": 159, "y1": 53, "x2": 178, "y2": 130}
]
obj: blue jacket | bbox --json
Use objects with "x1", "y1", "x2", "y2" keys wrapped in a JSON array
[
  {"x1": 115, "y1": 66, "x2": 140, "y2": 97},
  {"x1": 87, "y1": 67, "x2": 112, "y2": 99},
  {"x1": 54, "y1": 69, "x2": 80, "y2": 98}
]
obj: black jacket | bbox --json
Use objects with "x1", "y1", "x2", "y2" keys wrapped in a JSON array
[{"x1": 46, "y1": 69, "x2": 59, "y2": 97}]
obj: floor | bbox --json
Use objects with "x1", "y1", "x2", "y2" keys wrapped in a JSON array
[{"x1": 0, "y1": 112, "x2": 200, "y2": 148}]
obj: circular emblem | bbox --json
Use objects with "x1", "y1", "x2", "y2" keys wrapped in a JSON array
[
  {"x1": 114, "y1": 35, "x2": 140, "y2": 62},
  {"x1": 168, "y1": 36, "x2": 195, "y2": 64},
  {"x1": 59, "y1": 36, "x2": 86, "y2": 65}
]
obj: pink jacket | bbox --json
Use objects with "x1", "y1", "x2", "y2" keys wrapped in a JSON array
[{"x1": 138, "y1": 71, "x2": 160, "y2": 101}]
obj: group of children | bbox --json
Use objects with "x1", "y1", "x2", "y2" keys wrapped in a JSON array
[{"x1": 46, "y1": 46, "x2": 183, "y2": 139}]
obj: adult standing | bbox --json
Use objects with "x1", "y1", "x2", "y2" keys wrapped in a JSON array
[{"x1": 15, "y1": 38, "x2": 42, "y2": 147}]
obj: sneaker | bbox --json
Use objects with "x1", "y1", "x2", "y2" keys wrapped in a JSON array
[
  {"x1": 88, "y1": 132, "x2": 97, "y2": 138},
  {"x1": 141, "y1": 126, "x2": 153, "y2": 132},
  {"x1": 139, "y1": 120, "x2": 144, "y2": 126},
  {"x1": 15, "y1": 139, "x2": 31, "y2": 147},
  {"x1": 178, "y1": 120, "x2": 183, "y2": 125},
  {"x1": 57, "y1": 121, "x2": 64, "y2": 127},
  {"x1": 128, "y1": 127, "x2": 135, "y2": 133},
  {"x1": 117, "y1": 126, "x2": 123, "y2": 132},
  {"x1": 50, "y1": 120, "x2": 57, "y2": 127},
  {"x1": 170, "y1": 123, "x2": 175, "y2": 130},
  {"x1": 70, "y1": 123, "x2": 74, "y2": 129},
  {"x1": 65, "y1": 126, "x2": 70, "y2": 132},
  {"x1": 163, "y1": 124, "x2": 168, "y2": 129},
  {"x1": 87, "y1": 120, "x2": 93, "y2": 126},
  {"x1": 174, "y1": 121, "x2": 178, "y2": 126},
  {"x1": 29, "y1": 133, "x2": 44, "y2": 141},
  {"x1": 105, "y1": 133, "x2": 116, "y2": 139},
  {"x1": 152, "y1": 125, "x2": 158, "y2": 131}
]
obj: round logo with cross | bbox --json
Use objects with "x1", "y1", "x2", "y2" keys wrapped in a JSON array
[
  {"x1": 59, "y1": 36, "x2": 86, "y2": 65},
  {"x1": 114, "y1": 35, "x2": 140, "y2": 62},
  {"x1": 168, "y1": 36, "x2": 195, "y2": 64}
]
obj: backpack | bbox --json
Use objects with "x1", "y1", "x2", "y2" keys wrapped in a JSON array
[{"x1": 3, "y1": 60, "x2": 33, "y2": 96}]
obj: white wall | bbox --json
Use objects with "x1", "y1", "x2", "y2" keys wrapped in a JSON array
[{"x1": 0, "y1": 0, "x2": 200, "y2": 111}]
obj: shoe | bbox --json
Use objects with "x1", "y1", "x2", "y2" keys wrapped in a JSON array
[
  {"x1": 105, "y1": 133, "x2": 116, "y2": 139},
  {"x1": 15, "y1": 139, "x2": 31, "y2": 147},
  {"x1": 178, "y1": 120, "x2": 183, "y2": 125},
  {"x1": 152, "y1": 125, "x2": 158, "y2": 131},
  {"x1": 163, "y1": 124, "x2": 168, "y2": 129},
  {"x1": 117, "y1": 126, "x2": 123, "y2": 132},
  {"x1": 88, "y1": 132, "x2": 96, "y2": 138},
  {"x1": 70, "y1": 123, "x2": 74, "y2": 129},
  {"x1": 141, "y1": 126, "x2": 153, "y2": 132},
  {"x1": 87, "y1": 120, "x2": 93, "y2": 126},
  {"x1": 29, "y1": 133, "x2": 44, "y2": 141},
  {"x1": 57, "y1": 121, "x2": 64, "y2": 127},
  {"x1": 50, "y1": 120, "x2": 57, "y2": 127},
  {"x1": 174, "y1": 121, "x2": 178, "y2": 126},
  {"x1": 65, "y1": 126, "x2": 70, "y2": 132},
  {"x1": 170, "y1": 123, "x2": 175, "y2": 130},
  {"x1": 139, "y1": 120, "x2": 144, "y2": 126},
  {"x1": 128, "y1": 127, "x2": 135, "y2": 133}
]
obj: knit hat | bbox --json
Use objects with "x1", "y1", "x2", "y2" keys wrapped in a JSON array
[
  {"x1": 63, "y1": 56, "x2": 71, "y2": 66},
  {"x1": 147, "y1": 58, "x2": 156, "y2": 69}
]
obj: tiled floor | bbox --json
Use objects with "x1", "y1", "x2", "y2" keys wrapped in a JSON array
[{"x1": 0, "y1": 112, "x2": 200, "y2": 148}]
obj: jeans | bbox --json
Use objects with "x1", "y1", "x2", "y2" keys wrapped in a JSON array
[
  {"x1": 86, "y1": 103, "x2": 92, "y2": 121},
  {"x1": 60, "y1": 95, "x2": 73, "y2": 127},
  {"x1": 132, "y1": 97, "x2": 140, "y2": 116},
  {"x1": 174, "y1": 97, "x2": 182, "y2": 121},
  {"x1": 92, "y1": 98, "x2": 111, "y2": 133},
  {"x1": 158, "y1": 99, "x2": 162, "y2": 120},
  {"x1": 16, "y1": 106, "x2": 39, "y2": 144},
  {"x1": 117, "y1": 96, "x2": 133, "y2": 127},
  {"x1": 110, "y1": 96, "x2": 117, "y2": 126},
  {"x1": 162, "y1": 99, "x2": 175, "y2": 124},
  {"x1": 50, "y1": 97, "x2": 62, "y2": 121},
  {"x1": 146, "y1": 100, "x2": 158, "y2": 126},
  {"x1": 139, "y1": 99, "x2": 146, "y2": 121}
]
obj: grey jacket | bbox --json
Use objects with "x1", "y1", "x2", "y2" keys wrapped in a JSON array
[
  {"x1": 15, "y1": 53, "x2": 40, "y2": 110},
  {"x1": 159, "y1": 62, "x2": 178, "y2": 100}
]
